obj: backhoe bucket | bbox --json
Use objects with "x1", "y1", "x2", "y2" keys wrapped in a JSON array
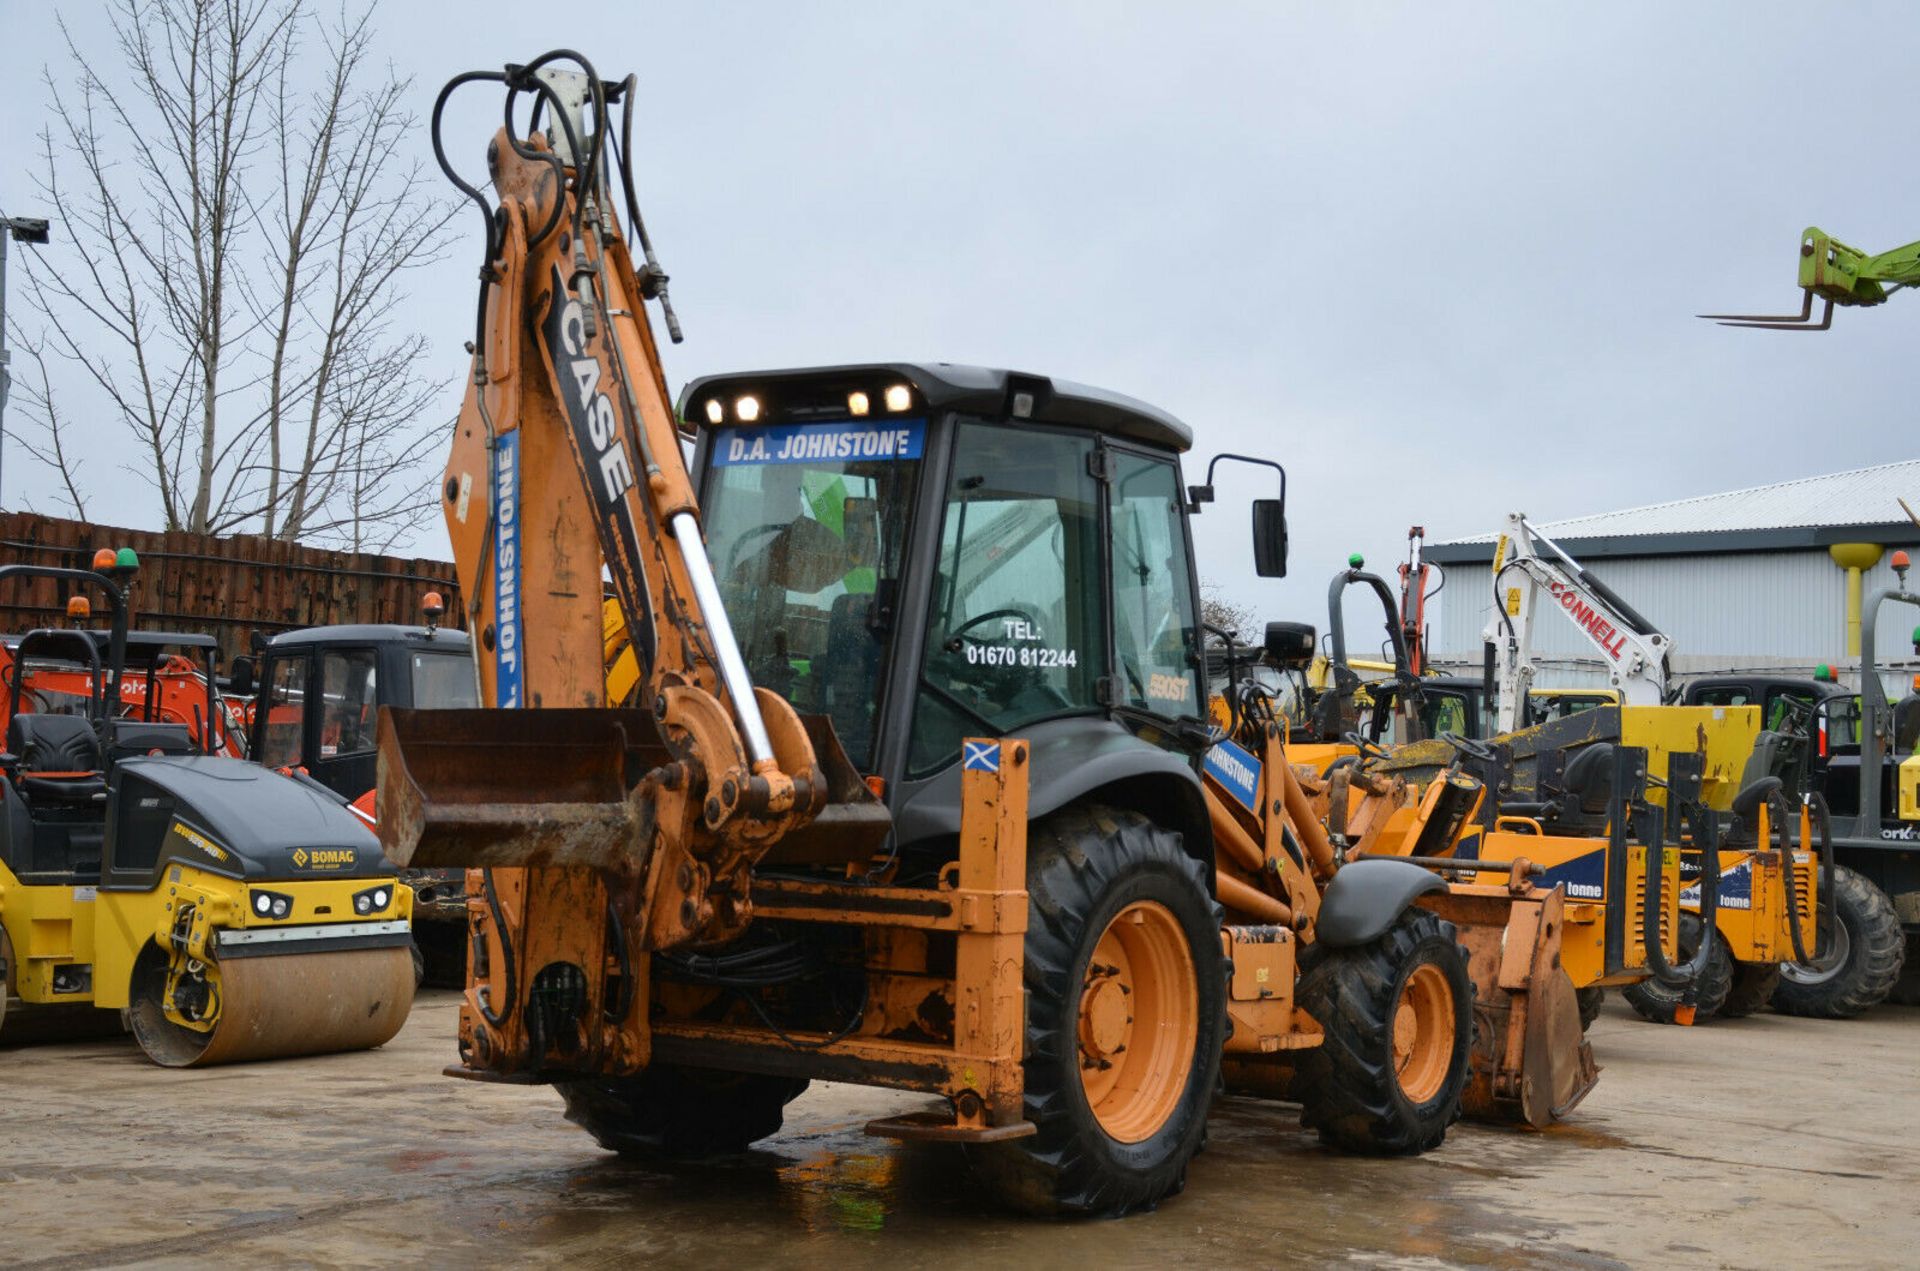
[
  {"x1": 1420, "y1": 885, "x2": 1598, "y2": 1127},
  {"x1": 377, "y1": 707, "x2": 670, "y2": 870}
]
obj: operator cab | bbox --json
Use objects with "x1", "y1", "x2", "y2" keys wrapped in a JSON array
[
  {"x1": 684, "y1": 363, "x2": 1285, "y2": 862},
  {"x1": 233, "y1": 624, "x2": 476, "y2": 801}
]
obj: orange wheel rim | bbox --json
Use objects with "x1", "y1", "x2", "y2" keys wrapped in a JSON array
[
  {"x1": 1075, "y1": 900, "x2": 1197, "y2": 1143},
  {"x1": 1391, "y1": 963, "x2": 1455, "y2": 1104}
]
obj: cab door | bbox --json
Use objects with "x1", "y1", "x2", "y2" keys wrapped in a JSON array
[
  {"x1": 307, "y1": 646, "x2": 381, "y2": 799},
  {"x1": 1105, "y1": 445, "x2": 1205, "y2": 725},
  {"x1": 253, "y1": 650, "x2": 313, "y2": 773}
]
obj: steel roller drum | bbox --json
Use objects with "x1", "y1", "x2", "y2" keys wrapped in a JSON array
[{"x1": 130, "y1": 946, "x2": 414, "y2": 1068}]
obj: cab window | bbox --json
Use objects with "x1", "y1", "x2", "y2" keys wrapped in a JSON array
[
  {"x1": 258, "y1": 654, "x2": 308, "y2": 768},
  {"x1": 1763, "y1": 688, "x2": 1816, "y2": 732},
  {"x1": 319, "y1": 649, "x2": 379, "y2": 758},
  {"x1": 702, "y1": 423, "x2": 923, "y2": 769},
  {"x1": 911, "y1": 423, "x2": 1104, "y2": 775},
  {"x1": 1109, "y1": 451, "x2": 1203, "y2": 719},
  {"x1": 412, "y1": 652, "x2": 479, "y2": 709},
  {"x1": 1422, "y1": 692, "x2": 1471, "y2": 739}
]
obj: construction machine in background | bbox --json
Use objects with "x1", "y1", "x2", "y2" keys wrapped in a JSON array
[
  {"x1": 227, "y1": 605, "x2": 477, "y2": 983},
  {"x1": 1675, "y1": 612, "x2": 1917, "y2": 1014},
  {"x1": 1467, "y1": 512, "x2": 1841, "y2": 1024},
  {"x1": 1294, "y1": 551, "x2": 1821, "y2": 1032},
  {"x1": 0, "y1": 626, "x2": 246, "y2": 759},
  {"x1": 0, "y1": 554, "x2": 414, "y2": 1066},
  {"x1": 375, "y1": 50, "x2": 1512, "y2": 1217},
  {"x1": 1701, "y1": 227, "x2": 1920, "y2": 330},
  {"x1": 1485, "y1": 513, "x2": 1672, "y2": 733}
]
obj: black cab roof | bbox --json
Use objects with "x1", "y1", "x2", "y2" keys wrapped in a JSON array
[
  {"x1": 678, "y1": 362, "x2": 1194, "y2": 454},
  {"x1": 266, "y1": 624, "x2": 470, "y2": 650},
  {"x1": 1682, "y1": 674, "x2": 1851, "y2": 701},
  {"x1": 7, "y1": 629, "x2": 220, "y2": 669}
]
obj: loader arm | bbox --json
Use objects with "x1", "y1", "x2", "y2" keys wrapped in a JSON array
[
  {"x1": 1483, "y1": 512, "x2": 1671, "y2": 733},
  {"x1": 379, "y1": 52, "x2": 886, "y2": 951}
]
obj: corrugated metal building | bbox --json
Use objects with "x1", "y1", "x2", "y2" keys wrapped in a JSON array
[{"x1": 1425, "y1": 460, "x2": 1920, "y2": 694}]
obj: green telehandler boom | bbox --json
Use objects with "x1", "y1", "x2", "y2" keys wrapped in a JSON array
[{"x1": 1703, "y1": 227, "x2": 1920, "y2": 329}]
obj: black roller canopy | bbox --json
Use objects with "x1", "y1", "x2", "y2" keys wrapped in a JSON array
[{"x1": 116, "y1": 755, "x2": 382, "y2": 875}]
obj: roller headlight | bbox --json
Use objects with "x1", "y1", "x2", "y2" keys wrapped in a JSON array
[
  {"x1": 353, "y1": 884, "x2": 393, "y2": 915},
  {"x1": 250, "y1": 889, "x2": 294, "y2": 921}
]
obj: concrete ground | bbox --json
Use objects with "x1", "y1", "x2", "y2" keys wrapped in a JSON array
[{"x1": 2, "y1": 992, "x2": 1914, "y2": 1270}]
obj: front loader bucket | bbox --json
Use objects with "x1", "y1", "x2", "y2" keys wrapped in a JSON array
[
  {"x1": 377, "y1": 707, "x2": 670, "y2": 870},
  {"x1": 1420, "y1": 886, "x2": 1599, "y2": 1128},
  {"x1": 375, "y1": 707, "x2": 892, "y2": 872}
]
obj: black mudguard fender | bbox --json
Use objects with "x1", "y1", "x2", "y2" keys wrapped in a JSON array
[{"x1": 1315, "y1": 858, "x2": 1448, "y2": 948}]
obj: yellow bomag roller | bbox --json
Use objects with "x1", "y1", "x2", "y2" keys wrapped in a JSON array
[{"x1": 0, "y1": 554, "x2": 414, "y2": 1067}]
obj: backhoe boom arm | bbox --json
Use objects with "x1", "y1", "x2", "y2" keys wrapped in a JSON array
[{"x1": 378, "y1": 53, "x2": 886, "y2": 955}]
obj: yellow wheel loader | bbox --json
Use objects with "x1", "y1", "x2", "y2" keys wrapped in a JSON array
[
  {"x1": 1248, "y1": 561, "x2": 1696, "y2": 1044},
  {"x1": 375, "y1": 51, "x2": 1499, "y2": 1218},
  {"x1": 0, "y1": 555, "x2": 414, "y2": 1067}
]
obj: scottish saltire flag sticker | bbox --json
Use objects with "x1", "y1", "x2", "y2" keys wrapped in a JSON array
[{"x1": 962, "y1": 740, "x2": 1001, "y2": 773}]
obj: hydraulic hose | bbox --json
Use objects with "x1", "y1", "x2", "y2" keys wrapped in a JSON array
[
  {"x1": 1640, "y1": 791, "x2": 1720, "y2": 991},
  {"x1": 475, "y1": 869, "x2": 517, "y2": 1029},
  {"x1": 1777, "y1": 790, "x2": 1834, "y2": 968}
]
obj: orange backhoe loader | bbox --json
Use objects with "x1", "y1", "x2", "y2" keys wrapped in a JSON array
[{"x1": 374, "y1": 51, "x2": 1583, "y2": 1215}]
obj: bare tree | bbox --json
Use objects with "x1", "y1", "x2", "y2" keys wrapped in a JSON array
[
  {"x1": 1199, "y1": 583, "x2": 1258, "y2": 643},
  {"x1": 4, "y1": 333, "x2": 91, "y2": 520},
  {"x1": 9, "y1": 0, "x2": 454, "y2": 548}
]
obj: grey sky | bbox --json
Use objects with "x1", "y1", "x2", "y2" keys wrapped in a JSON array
[{"x1": 3, "y1": 2, "x2": 1914, "y2": 644}]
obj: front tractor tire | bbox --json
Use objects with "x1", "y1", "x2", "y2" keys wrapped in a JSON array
[
  {"x1": 1772, "y1": 866, "x2": 1905, "y2": 1019},
  {"x1": 555, "y1": 1066, "x2": 809, "y2": 1159},
  {"x1": 969, "y1": 806, "x2": 1226, "y2": 1217},
  {"x1": 1293, "y1": 908, "x2": 1472, "y2": 1155}
]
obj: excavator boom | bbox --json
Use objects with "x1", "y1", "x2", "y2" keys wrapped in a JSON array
[{"x1": 377, "y1": 53, "x2": 886, "y2": 954}]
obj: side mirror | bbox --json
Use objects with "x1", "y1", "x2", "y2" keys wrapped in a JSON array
[
  {"x1": 1252, "y1": 499, "x2": 1288, "y2": 578},
  {"x1": 1264, "y1": 620, "x2": 1316, "y2": 668},
  {"x1": 228, "y1": 655, "x2": 256, "y2": 698}
]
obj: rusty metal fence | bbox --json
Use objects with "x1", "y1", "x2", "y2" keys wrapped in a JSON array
[{"x1": 0, "y1": 512, "x2": 462, "y2": 662}]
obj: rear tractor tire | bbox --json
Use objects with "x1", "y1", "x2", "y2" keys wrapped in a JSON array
[
  {"x1": 1773, "y1": 866, "x2": 1904, "y2": 1019},
  {"x1": 1623, "y1": 912, "x2": 1732, "y2": 1024},
  {"x1": 968, "y1": 806, "x2": 1226, "y2": 1217},
  {"x1": 1293, "y1": 908, "x2": 1472, "y2": 1155},
  {"x1": 556, "y1": 1065, "x2": 809, "y2": 1159}
]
